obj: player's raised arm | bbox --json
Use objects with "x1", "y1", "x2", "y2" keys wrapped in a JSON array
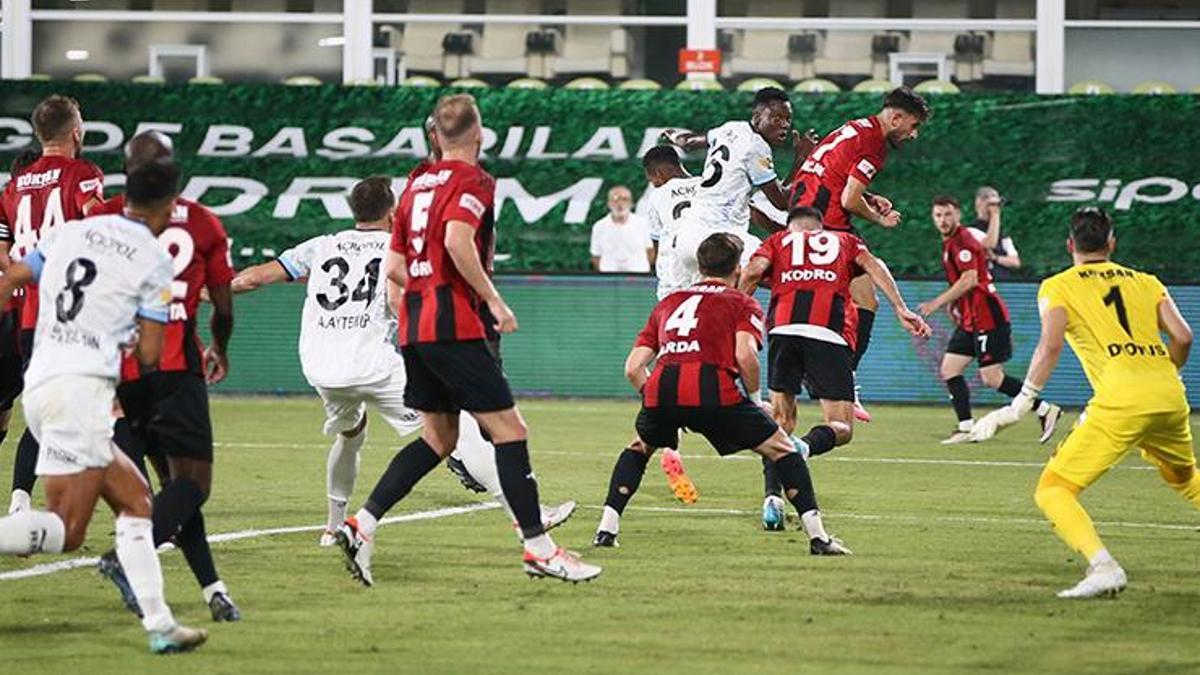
[
  {"x1": 856, "y1": 251, "x2": 930, "y2": 337},
  {"x1": 445, "y1": 219, "x2": 516, "y2": 333},
  {"x1": 661, "y1": 128, "x2": 708, "y2": 153},
  {"x1": 738, "y1": 255, "x2": 770, "y2": 294},
  {"x1": 1158, "y1": 291, "x2": 1194, "y2": 369},
  {"x1": 229, "y1": 261, "x2": 291, "y2": 294}
]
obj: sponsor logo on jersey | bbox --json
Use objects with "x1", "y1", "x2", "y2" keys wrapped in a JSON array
[
  {"x1": 84, "y1": 229, "x2": 138, "y2": 260},
  {"x1": 170, "y1": 203, "x2": 189, "y2": 223},
  {"x1": 15, "y1": 168, "x2": 62, "y2": 190},
  {"x1": 459, "y1": 193, "x2": 486, "y2": 219},
  {"x1": 855, "y1": 159, "x2": 877, "y2": 179},
  {"x1": 659, "y1": 339, "x2": 701, "y2": 355},
  {"x1": 410, "y1": 169, "x2": 453, "y2": 191},
  {"x1": 78, "y1": 178, "x2": 102, "y2": 196},
  {"x1": 781, "y1": 268, "x2": 839, "y2": 283}
]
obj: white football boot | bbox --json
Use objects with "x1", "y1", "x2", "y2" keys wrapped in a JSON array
[
  {"x1": 334, "y1": 518, "x2": 375, "y2": 587},
  {"x1": 1056, "y1": 561, "x2": 1127, "y2": 599},
  {"x1": 523, "y1": 548, "x2": 602, "y2": 583}
]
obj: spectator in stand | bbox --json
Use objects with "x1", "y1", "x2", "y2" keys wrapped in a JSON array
[
  {"x1": 590, "y1": 186, "x2": 654, "y2": 273},
  {"x1": 966, "y1": 186, "x2": 1021, "y2": 279}
]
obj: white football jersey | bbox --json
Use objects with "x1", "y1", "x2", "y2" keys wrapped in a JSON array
[
  {"x1": 691, "y1": 120, "x2": 777, "y2": 232},
  {"x1": 23, "y1": 214, "x2": 173, "y2": 390},
  {"x1": 277, "y1": 228, "x2": 400, "y2": 388}
]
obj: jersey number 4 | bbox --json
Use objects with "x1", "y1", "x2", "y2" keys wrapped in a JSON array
[
  {"x1": 665, "y1": 295, "x2": 703, "y2": 337},
  {"x1": 12, "y1": 190, "x2": 65, "y2": 258},
  {"x1": 317, "y1": 257, "x2": 381, "y2": 311}
]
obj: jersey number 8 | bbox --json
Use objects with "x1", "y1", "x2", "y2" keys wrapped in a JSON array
[{"x1": 55, "y1": 257, "x2": 97, "y2": 322}]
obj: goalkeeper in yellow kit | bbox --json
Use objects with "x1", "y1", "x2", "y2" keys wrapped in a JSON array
[{"x1": 972, "y1": 207, "x2": 1194, "y2": 598}]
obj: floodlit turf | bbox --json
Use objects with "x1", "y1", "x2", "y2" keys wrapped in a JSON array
[{"x1": 1, "y1": 397, "x2": 1198, "y2": 674}]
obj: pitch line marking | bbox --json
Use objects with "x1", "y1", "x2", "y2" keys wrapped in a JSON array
[{"x1": 0, "y1": 502, "x2": 501, "y2": 582}]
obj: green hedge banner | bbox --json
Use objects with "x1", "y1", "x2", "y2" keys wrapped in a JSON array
[{"x1": 2, "y1": 82, "x2": 1198, "y2": 280}]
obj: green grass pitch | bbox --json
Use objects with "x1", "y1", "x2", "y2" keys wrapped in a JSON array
[{"x1": 1, "y1": 398, "x2": 1198, "y2": 674}]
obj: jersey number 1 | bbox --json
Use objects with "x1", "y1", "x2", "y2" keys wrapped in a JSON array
[{"x1": 1102, "y1": 285, "x2": 1132, "y2": 337}]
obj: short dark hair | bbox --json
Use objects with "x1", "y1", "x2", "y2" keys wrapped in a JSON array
[
  {"x1": 31, "y1": 95, "x2": 81, "y2": 143},
  {"x1": 883, "y1": 86, "x2": 931, "y2": 120},
  {"x1": 697, "y1": 232, "x2": 743, "y2": 278},
  {"x1": 642, "y1": 145, "x2": 682, "y2": 172},
  {"x1": 125, "y1": 159, "x2": 181, "y2": 209},
  {"x1": 752, "y1": 86, "x2": 790, "y2": 109},
  {"x1": 787, "y1": 206, "x2": 824, "y2": 224},
  {"x1": 931, "y1": 194, "x2": 960, "y2": 209},
  {"x1": 1069, "y1": 207, "x2": 1113, "y2": 254},
  {"x1": 349, "y1": 176, "x2": 395, "y2": 222}
]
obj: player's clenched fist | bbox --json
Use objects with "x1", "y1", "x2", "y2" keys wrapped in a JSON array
[{"x1": 487, "y1": 295, "x2": 518, "y2": 333}]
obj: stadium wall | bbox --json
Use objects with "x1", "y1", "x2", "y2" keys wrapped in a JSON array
[
  {"x1": 200, "y1": 276, "x2": 1200, "y2": 408},
  {"x1": 2, "y1": 82, "x2": 1199, "y2": 281}
]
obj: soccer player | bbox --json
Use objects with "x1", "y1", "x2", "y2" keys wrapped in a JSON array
[
  {"x1": 788, "y1": 86, "x2": 930, "y2": 423},
  {"x1": 594, "y1": 232, "x2": 848, "y2": 553},
  {"x1": 971, "y1": 207, "x2": 1195, "y2": 598},
  {"x1": 916, "y1": 195, "x2": 1060, "y2": 444},
  {"x1": 333, "y1": 93, "x2": 600, "y2": 585},
  {"x1": 740, "y1": 207, "x2": 931, "y2": 530},
  {"x1": 0, "y1": 160, "x2": 207, "y2": 653},
  {"x1": 89, "y1": 132, "x2": 240, "y2": 622},
  {"x1": 230, "y1": 176, "x2": 574, "y2": 546},
  {"x1": 0, "y1": 95, "x2": 105, "y2": 513}
]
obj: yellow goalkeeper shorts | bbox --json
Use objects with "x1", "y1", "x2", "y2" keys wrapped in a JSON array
[{"x1": 1045, "y1": 405, "x2": 1194, "y2": 489}]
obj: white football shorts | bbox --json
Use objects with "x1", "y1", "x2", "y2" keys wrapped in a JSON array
[
  {"x1": 315, "y1": 365, "x2": 423, "y2": 437},
  {"x1": 24, "y1": 375, "x2": 117, "y2": 476},
  {"x1": 664, "y1": 224, "x2": 762, "y2": 297}
]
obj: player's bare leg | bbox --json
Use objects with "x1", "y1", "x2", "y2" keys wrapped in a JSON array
[
  {"x1": 323, "y1": 412, "x2": 368, "y2": 545},
  {"x1": 940, "y1": 353, "x2": 976, "y2": 444},
  {"x1": 753, "y1": 428, "x2": 850, "y2": 555},
  {"x1": 849, "y1": 274, "x2": 879, "y2": 423},
  {"x1": 595, "y1": 437, "x2": 661, "y2": 547}
]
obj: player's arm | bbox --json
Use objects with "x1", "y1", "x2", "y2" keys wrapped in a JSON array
[
  {"x1": 994, "y1": 237, "x2": 1021, "y2": 270},
  {"x1": 979, "y1": 199, "x2": 1002, "y2": 251},
  {"x1": 857, "y1": 251, "x2": 931, "y2": 337},
  {"x1": 134, "y1": 318, "x2": 166, "y2": 370},
  {"x1": 0, "y1": 241, "x2": 11, "y2": 273},
  {"x1": 738, "y1": 256, "x2": 771, "y2": 294},
  {"x1": 918, "y1": 268, "x2": 977, "y2": 317},
  {"x1": 734, "y1": 330, "x2": 762, "y2": 401},
  {"x1": 661, "y1": 128, "x2": 708, "y2": 153},
  {"x1": 230, "y1": 261, "x2": 291, "y2": 294},
  {"x1": 970, "y1": 304, "x2": 1066, "y2": 442},
  {"x1": 624, "y1": 345, "x2": 655, "y2": 392},
  {"x1": 842, "y1": 176, "x2": 900, "y2": 228},
  {"x1": 445, "y1": 220, "x2": 517, "y2": 333},
  {"x1": 0, "y1": 259, "x2": 36, "y2": 307},
  {"x1": 1158, "y1": 292, "x2": 1193, "y2": 369},
  {"x1": 384, "y1": 249, "x2": 406, "y2": 317},
  {"x1": 205, "y1": 283, "x2": 234, "y2": 384}
]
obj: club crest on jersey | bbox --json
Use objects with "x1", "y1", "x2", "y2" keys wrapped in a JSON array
[
  {"x1": 958, "y1": 249, "x2": 973, "y2": 263},
  {"x1": 659, "y1": 340, "x2": 700, "y2": 355}
]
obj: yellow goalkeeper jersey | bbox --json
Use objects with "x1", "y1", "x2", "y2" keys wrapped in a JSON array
[{"x1": 1038, "y1": 261, "x2": 1186, "y2": 412}]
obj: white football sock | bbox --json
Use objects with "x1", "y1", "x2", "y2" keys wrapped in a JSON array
[
  {"x1": 957, "y1": 419, "x2": 975, "y2": 433},
  {"x1": 353, "y1": 508, "x2": 378, "y2": 538},
  {"x1": 1036, "y1": 401, "x2": 1052, "y2": 416},
  {"x1": 800, "y1": 509, "x2": 830, "y2": 542},
  {"x1": 598, "y1": 506, "x2": 621, "y2": 535},
  {"x1": 202, "y1": 580, "x2": 228, "y2": 605},
  {"x1": 0, "y1": 509, "x2": 64, "y2": 555},
  {"x1": 8, "y1": 489, "x2": 31, "y2": 514},
  {"x1": 327, "y1": 430, "x2": 366, "y2": 505},
  {"x1": 524, "y1": 533, "x2": 556, "y2": 559},
  {"x1": 115, "y1": 515, "x2": 175, "y2": 633},
  {"x1": 328, "y1": 498, "x2": 349, "y2": 532},
  {"x1": 1088, "y1": 548, "x2": 1117, "y2": 567}
]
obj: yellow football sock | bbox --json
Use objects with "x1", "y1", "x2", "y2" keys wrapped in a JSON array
[{"x1": 1034, "y1": 469, "x2": 1105, "y2": 560}]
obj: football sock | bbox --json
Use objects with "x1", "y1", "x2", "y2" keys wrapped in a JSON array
[
  {"x1": 946, "y1": 375, "x2": 972, "y2": 422},
  {"x1": 328, "y1": 498, "x2": 348, "y2": 531},
  {"x1": 604, "y1": 448, "x2": 649, "y2": 515},
  {"x1": 761, "y1": 457, "x2": 783, "y2": 497},
  {"x1": 151, "y1": 477, "x2": 207, "y2": 547},
  {"x1": 997, "y1": 375, "x2": 1046, "y2": 410},
  {"x1": 7, "y1": 489, "x2": 30, "y2": 514},
  {"x1": 111, "y1": 417, "x2": 150, "y2": 482},
  {"x1": 327, "y1": 429, "x2": 366, "y2": 511},
  {"x1": 800, "y1": 509, "x2": 830, "y2": 542},
  {"x1": 599, "y1": 506, "x2": 621, "y2": 535},
  {"x1": 177, "y1": 510, "x2": 220, "y2": 589},
  {"x1": 771, "y1": 452, "x2": 819, "y2": 515},
  {"x1": 11, "y1": 429, "x2": 38, "y2": 494},
  {"x1": 495, "y1": 440, "x2": 545, "y2": 541},
  {"x1": 364, "y1": 438, "x2": 441, "y2": 520},
  {"x1": 353, "y1": 509, "x2": 379, "y2": 538},
  {"x1": 799, "y1": 425, "x2": 838, "y2": 457},
  {"x1": 1034, "y1": 470, "x2": 1105, "y2": 560},
  {"x1": 202, "y1": 580, "x2": 229, "y2": 605},
  {"x1": 0, "y1": 509, "x2": 64, "y2": 554},
  {"x1": 1089, "y1": 548, "x2": 1116, "y2": 567},
  {"x1": 852, "y1": 308, "x2": 876, "y2": 369},
  {"x1": 115, "y1": 514, "x2": 176, "y2": 633}
]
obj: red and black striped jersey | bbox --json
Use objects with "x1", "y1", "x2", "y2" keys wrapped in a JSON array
[
  {"x1": 942, "y1": 226, "x2": 1009, "y2": 332},
  {"x1": 635, "y1": 282, "x2": 764, "y2": 408},
  {"x1": 94, "y1": 196, "x2": 234, "y2": 378},
  {"x1": 392, "y1": 159, "x2": 497, "y2": 346},
  {"x1": 788, "y1": 116, "x2": 888, "y2": 231},
  {"x1": 753, "y1": 229, "x2": 867, "y2": 348},
  {"x1": 0, "y1": 155, "x2": 104, "y2": 330}
]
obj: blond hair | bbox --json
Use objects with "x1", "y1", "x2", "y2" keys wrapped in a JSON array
[{"x1": 432, "y1": 93, "x2": 481, "y2": 147}]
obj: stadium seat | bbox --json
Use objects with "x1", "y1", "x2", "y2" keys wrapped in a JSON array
[
  {"x1": 618, "y1": 78, "x2": 663, "y2": 90},
  {"x1": 913, "y1": 78, "x2": 960, "y2": 94},
  {"x1": 402, "y1": 75, "x2": 442, "y2": 88},
  {"x1": 565, "y1": 77, "x2": 611, "y2": 90},
  {"x1": 908, "y1": 0, "x2": 977, "y2": 82},
  {"x1": 736, "y1": 77, "x2": 785, "y2": 92},
  {"x1": 283, "y1": 75, "x2": 323, "y2": 86},
  {"x1": 815, "y1": 0, "x2": 892, "y2": 80},
  {"x1": 468, "y1": 0, "x2": 541, "y2": 79},
  {"x1": 852, "y1": 78, "x2": 892, "y2": 93},
  {"x1": 1132, "y1": 80, "x2": 1178, "y2": 94},
  {"x1": 982, "y1": 0, "x2": 1034, "y2": 79},
  {"x1": 449, "y1": 78, "x2": 491, "y2": 88},
  {"x1": 393, "y1": 0, "x2": 467, "y2": 78},
  {"x1": 724, "y1": 0, "x2": 816, "y2": 81},
  {"x1": 507, "y1": 77, "x2": 549, "y2": 89},
  {"x1": 553, "y1": 0, "x2": 630, "y2": 78},
  {"x1": 188, "y1": 75, "x2": 224, "y2": 85},
  {"x1": 131, "y1": 75, "x2": 166, "y2": 85},
  {"x1": 675, "y1": 79, "x2": 725, "y2": 91},
  {"x1": 72, "y1": 73, "x2": 109, "y2": 82},
  {"x1": 793, "y1": 78, "x2": 841, "y2": 93},
  {"x1": 1068, "y1": 80, "x2": 1115, "y2": 95}
]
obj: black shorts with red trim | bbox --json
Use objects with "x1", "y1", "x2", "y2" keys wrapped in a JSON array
[
  {"x1": 767, "y1": 334, "x2": 855, "y2": 401},
  {"x1": 117, "y1": 371, "x2": 214, "y2": 462},
  {"x1": 946, "y1": 322, "x2": 1013, "y2": 366},
  {"x1": 635, "y1": 400, "x2": 779, "y2": 456},
  {"x1": 401, "y1": 339, "x2": 515, "y2": 413}
]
